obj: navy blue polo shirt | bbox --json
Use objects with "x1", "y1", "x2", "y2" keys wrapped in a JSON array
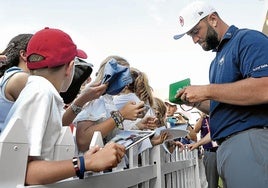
[{"x1": 209, "y1": 25, "x2": 268, "y2": 141}]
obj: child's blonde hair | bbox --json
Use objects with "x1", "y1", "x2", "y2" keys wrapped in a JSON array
[{"x1": 127, "y1": 67, "x2": 154, "y2": 106}]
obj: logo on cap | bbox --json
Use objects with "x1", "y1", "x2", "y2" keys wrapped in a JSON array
[
  {"x1": 179, "y1": 16, "x2": 184, "y2": 27},
  {"x1": 198, "y1": 11, "x2": 204, "y2": 16}
]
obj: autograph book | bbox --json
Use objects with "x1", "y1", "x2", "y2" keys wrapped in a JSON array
[
  {"x1": 110, "y1": 130, "x2": 155, "y2": 150},
  {"x1": 169, "y1": 78, "x2": 191, "y2": 104}
]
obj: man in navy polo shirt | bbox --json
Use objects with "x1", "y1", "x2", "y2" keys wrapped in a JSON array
[{"x1": 173, "y1": 1, "x2": 268, "y2": 188}]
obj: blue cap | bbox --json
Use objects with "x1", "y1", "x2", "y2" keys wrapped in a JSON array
[{"x1": 102, "y1": 58, "x2": 133, "y2": 95}]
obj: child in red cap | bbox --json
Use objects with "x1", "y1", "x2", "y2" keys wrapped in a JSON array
[{"x1": 4, "y1": 27, "x2": 126, "y2": 185}]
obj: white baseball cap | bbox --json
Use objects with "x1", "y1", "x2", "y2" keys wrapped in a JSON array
[
  {"x1": 164, "y1": 99, "x2": 177, "y2": 107},
  {"x1": 173, "y1": 1, "x2": 216, "y2": 40}
]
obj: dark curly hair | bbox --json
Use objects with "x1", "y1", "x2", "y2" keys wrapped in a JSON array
[{"x1": 0, "y1": 34, "x2": 33, "y2": 77}]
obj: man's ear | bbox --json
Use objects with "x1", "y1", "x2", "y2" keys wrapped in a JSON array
[{"x1": 207, "y1": 13, "x2": 217, "y2": 27}]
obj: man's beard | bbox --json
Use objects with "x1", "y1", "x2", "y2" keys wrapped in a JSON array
[{"x1": 202, "y1": 25, "x2": 220, "y2": 51}]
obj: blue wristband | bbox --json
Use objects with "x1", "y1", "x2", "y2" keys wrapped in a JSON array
[{"x1": 78, "y1": 156, "x2": 85, "y2": 179}]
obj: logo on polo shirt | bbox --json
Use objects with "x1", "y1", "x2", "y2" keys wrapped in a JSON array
[{"x1": 219, "y1": 56, "x2": 225, "y2": 65}]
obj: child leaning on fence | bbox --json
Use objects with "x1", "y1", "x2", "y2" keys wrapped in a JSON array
[{"x1": 3, "y1": 27, "x2": 126, "y2": 185}]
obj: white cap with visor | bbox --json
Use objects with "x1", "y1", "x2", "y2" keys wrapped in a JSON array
[{"x1": 173, "y1": 1, "x2": 216, "y2": 40}]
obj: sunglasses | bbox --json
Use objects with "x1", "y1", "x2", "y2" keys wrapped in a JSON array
[{"x1": 74, "y1": 57, "x2": 93, "y2": 68}]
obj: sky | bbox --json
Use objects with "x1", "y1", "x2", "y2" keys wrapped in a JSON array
[{"x1": 0, "y1": 0, "x2": 267, "y2": 101}]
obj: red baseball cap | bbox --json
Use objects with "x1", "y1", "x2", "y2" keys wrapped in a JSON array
[{"x1": 26, "y1": 27, "x2": 87, "y2": 70}]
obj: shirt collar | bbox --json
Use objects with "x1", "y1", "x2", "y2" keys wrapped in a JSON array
[{"x1": 213, "y1": 25, "x2": 239, "y2": 52}]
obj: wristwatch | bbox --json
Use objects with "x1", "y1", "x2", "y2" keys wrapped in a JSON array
[{"x1": 71, "y1": 104, "x2": 82, "y2": 115}]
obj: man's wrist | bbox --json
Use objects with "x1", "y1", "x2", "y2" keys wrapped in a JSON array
[{"x1": 194, "y1": 102, "x2": 201, "y2": 108}]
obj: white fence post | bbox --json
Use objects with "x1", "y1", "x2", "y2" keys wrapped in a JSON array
[
  {"x1": 150, "y1": 145, "x2": 166, "y2": 188},
  {"x1": 0, "y1": 118, "x2": 28, "y2": 188},
  {"x1": 53, "y1": 126, "x2": 75, "y2": 161}
]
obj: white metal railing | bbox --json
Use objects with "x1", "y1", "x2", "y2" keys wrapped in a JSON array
[{"x1": 0, "y1": 119, "x2": 200, "y2": 188}]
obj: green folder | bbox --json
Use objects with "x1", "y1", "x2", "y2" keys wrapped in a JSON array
[{"x1": 169, "y1": 78, "x2": 191, "y2": 104}]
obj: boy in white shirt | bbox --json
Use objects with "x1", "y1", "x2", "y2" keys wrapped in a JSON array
[{"x1": 4, "y1": 27, "x2": 125, "y2": 185}]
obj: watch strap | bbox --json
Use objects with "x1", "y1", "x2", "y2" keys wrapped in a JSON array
[{"x1": 71, "y1": 104, "x2": 82, "y2": 115}]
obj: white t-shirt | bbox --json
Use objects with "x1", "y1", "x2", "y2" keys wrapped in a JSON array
[
  {"x1": 73, "y1": 94, "x2": 120, "y2": 142},
  {"x1": 4, "y1": 76, "x2": 64, "y2": 160}
]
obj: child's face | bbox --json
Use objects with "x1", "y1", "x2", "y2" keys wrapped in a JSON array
[{"x1": 166, "y1": 103, "x2": 177, "y2": 117}]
